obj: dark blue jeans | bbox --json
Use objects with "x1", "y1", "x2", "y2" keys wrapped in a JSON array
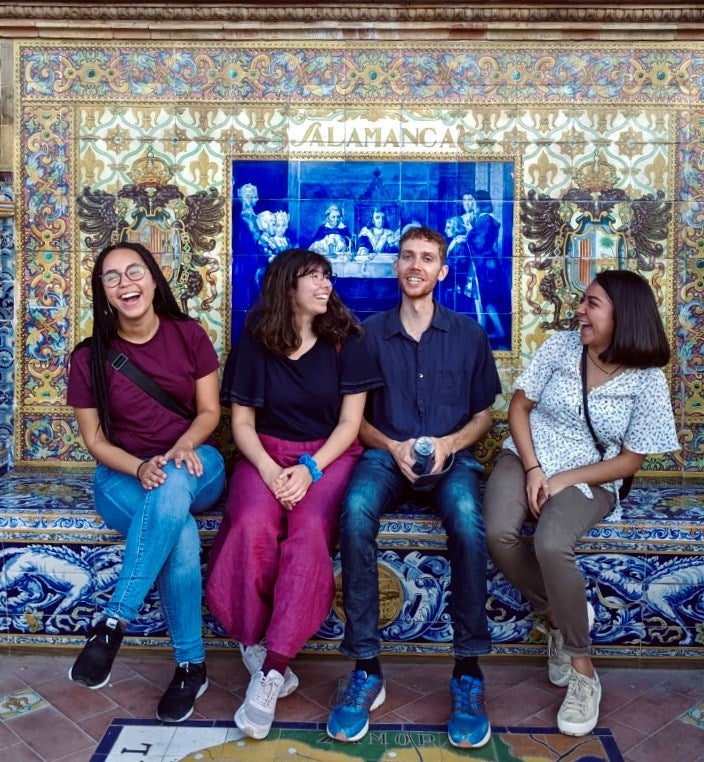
[{"x1": 339, "y1": 448, "x2": 491, "y2": 659}]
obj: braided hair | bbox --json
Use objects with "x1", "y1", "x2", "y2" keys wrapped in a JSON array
[{"x1": 73, "y1": 242, "x2": 191, "y2": 441}]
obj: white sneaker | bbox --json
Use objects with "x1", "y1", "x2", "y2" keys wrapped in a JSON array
[
  {"x1": 543, "y1": 602, "x2": 595, "y2": 687},
  {"x1": 557, "y1": 668, "x2": 601, "y2": 736},
  {"x1": 239, "y1": 642, "x2": 299, "y2": 697},
  {"x1": 240, "y1": 642, "x2": 267, "y2": 674},
  {"x1": 235, "y1": 669, "x2": 285, "y2": 739}
]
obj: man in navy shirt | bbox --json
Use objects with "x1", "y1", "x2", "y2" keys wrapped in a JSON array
[{"x1": 327, "y1": 226, "x2": 501, "y2": 750}]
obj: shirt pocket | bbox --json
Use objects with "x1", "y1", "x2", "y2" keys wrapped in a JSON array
[{"x1": 438, "y1": 368, "x2": 463, "y2": 404}]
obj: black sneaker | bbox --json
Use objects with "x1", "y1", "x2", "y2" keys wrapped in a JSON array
[
  {"x1": 157, "y1": 662, "x2": 209, "y2": 723},
  {"x1": 69, "y1": 617, "x2": 124, "y2": 689}
]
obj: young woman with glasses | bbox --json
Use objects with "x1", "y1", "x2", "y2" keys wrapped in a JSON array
[
  {"x1": 66, "y1": 242, "x2": 226, "y2": 723},
  {"x1": 206, "y1": 247, "x2": 382, "y2": 740}
]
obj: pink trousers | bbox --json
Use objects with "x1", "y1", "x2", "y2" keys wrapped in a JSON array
[{"x1": 206, "y1": 433, "x2": 362, "y2": 659}]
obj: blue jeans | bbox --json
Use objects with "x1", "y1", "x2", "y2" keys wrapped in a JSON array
[
  {"x1": 94, "y1": 444, "x2": 225, "y2": 664},
  {"x1": 339, "y1": 448, "x2": 491, "y2": 659}
]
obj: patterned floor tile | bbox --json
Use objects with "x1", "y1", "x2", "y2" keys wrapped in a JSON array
[{"x1": 0, "y1": 688, "x2": 49, "y2": 720}]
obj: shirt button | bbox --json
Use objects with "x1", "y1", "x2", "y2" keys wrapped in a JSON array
[{"x1": 419, "y1": 373, "x2": 424, "y2": 378}]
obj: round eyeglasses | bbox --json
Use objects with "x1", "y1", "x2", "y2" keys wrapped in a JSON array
[
  {"x1": 100, "y1": 263, "x2": 147, "y2": 288},
  {"x1": 302, "y1": 271, "x2": 337, "y2": 285}
]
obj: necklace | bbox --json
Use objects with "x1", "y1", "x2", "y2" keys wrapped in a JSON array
[{"x1": 587, "y1": 350, "x2": 622, "y2": 377}]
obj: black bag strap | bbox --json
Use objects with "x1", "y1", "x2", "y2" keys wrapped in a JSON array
[
  {"x1": 580, "y1": 346, "x2": 606, "y2": 457},
  {"x1": 581, "y1": 346, "x2": 633, "y2": 500},
  {"x1": 106, "y1": 347, "x2": 195, "y2": 421}
]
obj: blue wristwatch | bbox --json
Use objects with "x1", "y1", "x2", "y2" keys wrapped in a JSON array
[{"x1": 298, "y1": 454, "x2": 323, "y2": 482}]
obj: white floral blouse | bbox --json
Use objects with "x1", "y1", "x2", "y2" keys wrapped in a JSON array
[{"x1": 503, "y1": 331, "x2": 680, "y2": 501}]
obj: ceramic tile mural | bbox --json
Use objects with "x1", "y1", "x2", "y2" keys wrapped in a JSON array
[
  {"x1": 0, "y1": 178, "x2": 13, "y2": 471},
  {"x1": 231, "y1": 158, "x2": 514, "y2": 348},
  {"x1": 2, "y1": 468, "x2": 703, "y2": 656},
  {"x1": 12, "y1": 42, "x2": 704, "y2": 471}
]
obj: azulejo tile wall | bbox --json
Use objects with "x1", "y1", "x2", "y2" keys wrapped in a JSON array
[
  {"x1": 13, "y1": 42, "x2": 704, "y2": 471},
  {"x1": 0, "y1": 179, "x2": 13, "y2": 470}
]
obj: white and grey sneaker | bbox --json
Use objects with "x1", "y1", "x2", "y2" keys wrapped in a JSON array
[
  {"x1": 235, "y1": 669, "x2": 285, "y2": 739},
  {"x1": 240, "y1": 642, "x2": 267, "y2": 674},
  {"x1": 239, "y1": 642, "x2": 299, "y2": 697},
  {"x1": 542, "y1": 602, "x2": 595, "y2": 687},
  {"x1": 557, "y1": 668, "x2": 601, "y2": 736}
]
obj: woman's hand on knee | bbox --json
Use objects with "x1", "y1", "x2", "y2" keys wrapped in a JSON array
[
  {"x1": 526, "y1": 468, "x2": 549, "y2": 518},
  {"x1": 137, "y1": 457, "x2": 166, "y2": 491},
  {"x1": 162, "y1": 443, "x2": 203, "y2": 476}
]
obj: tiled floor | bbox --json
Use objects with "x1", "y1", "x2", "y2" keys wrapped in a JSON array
[{"x1": 0, "y1": 649, "x2": 701, "y2": 761}]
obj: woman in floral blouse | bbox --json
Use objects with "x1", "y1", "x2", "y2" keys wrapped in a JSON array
[{"x1": 483, "y1": 270, "x2": 679, "y2": 738}]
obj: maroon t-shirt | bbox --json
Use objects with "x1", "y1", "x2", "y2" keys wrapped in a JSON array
[{"x1": 67, "y1": 317, "x2": 219, "y2": 458}]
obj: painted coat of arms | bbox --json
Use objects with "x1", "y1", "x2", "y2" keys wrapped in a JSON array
[
  {"x1": 521, "y1": 151, "x2": 671, "y2": 329},
  {"x1": 76, "y1": 148, "x2": 224, "y2": 314}
]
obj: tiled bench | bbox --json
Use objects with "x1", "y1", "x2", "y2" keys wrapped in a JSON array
[{"x1": 1, "y1": 468, "x2": 703, "y2": 660}]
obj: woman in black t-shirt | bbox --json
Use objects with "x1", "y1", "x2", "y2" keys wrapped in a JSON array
[{"x1": 206, "y1": 248, "x2": 382, "y2": 740}]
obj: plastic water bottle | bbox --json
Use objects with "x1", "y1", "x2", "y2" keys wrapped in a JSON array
[{"x1": 412, "y1": 437, "x2": 435, "y2": 475}]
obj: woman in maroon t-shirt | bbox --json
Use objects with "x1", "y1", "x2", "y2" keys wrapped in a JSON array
[{"x1": 66, "y1": 242, "x2": 225, "y2": 724}]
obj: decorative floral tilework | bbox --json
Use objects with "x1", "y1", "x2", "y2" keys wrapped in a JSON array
[{"x1": 11, "y1": 42, "x2": 704, "y2": 474}]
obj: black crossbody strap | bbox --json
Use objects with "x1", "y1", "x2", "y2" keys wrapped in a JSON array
[
  {"x1": 580, "y1": 346, "x2": 606, "y2": 456},
  {"x1": 581, "y1": 346, "x2": 633, "y2": 501},
  {"x1": 106, "y1": 347, "x2": 195, "y2": 421}
]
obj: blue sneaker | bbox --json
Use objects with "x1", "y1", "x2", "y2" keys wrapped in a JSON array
[
  {"x1": 326, "y1": 670, "x2": 386, "y2": 742},
  {"x1": 448, "y1": 675, "x2": 491, "y2": 748}
]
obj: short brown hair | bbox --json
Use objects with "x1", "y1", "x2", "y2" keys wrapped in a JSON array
[{"x1": 399, "y1": 225, "x2": 448, "y2": 265}]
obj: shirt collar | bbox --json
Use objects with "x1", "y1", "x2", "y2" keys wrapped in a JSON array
[{"x1": 382, "y1": 300, "x2": 451, "y2": 339}]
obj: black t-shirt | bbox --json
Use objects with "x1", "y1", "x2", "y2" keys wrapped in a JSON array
[{"x1": 221, "y1": 331, "x2": 383, "y2": 441}]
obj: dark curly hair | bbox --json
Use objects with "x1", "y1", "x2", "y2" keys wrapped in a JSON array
[
  {"x1": 246, "y1": 248, "x2": 361, "y2": 356},
  {"x1": 73, "y1": 241, "x2": 191, "y2": 441}
]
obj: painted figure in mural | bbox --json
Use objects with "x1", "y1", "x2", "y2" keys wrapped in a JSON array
[
  {"x1": 461, "y1": 191, "x2": 476, "y2": 232},
  {"x1": 66, "y1": 242, "x2": 226, "y2": 723},
  {"x1": 257, "y1": 211, "x2": 278, "y2": 255},
  {"x1": 355, "y1": 206, "x2": 400, "y2": 259},
  {"x1": 483, "y1": 270, "x2": 678, "y2": 737},
  {"x1": 309, "y1": 203, "x2": 352, "y2": 257},
  {"x1": 206, "y1": 248, "x2": 382, "y2": 741},
  {"x1": 443, "y1": 215, "x2": 482, "y2": 322},
  {"x1": 234, "y1": 182, "x2": 266, "y2": 310},
  {"x1": 466, "y1": 190, "x2": 508, "y2": 341},
  {"x1": 273, "y1": 210, "x2": 292, "y2": 252},
  {"x1": 327, "y1": 226, "x2": 501, "y2": 750},
  {"x1": 236, "y1": 182, "x2": 261, "y2": 251},
  {"x1": 253, "y1": 210, "x2": 278, "y2": 289},
  {"x1": 253, "y1": 210, "x2": 295, "y2": 289}
]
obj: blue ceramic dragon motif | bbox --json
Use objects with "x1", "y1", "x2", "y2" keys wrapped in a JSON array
[{"x1": 0, "y1": 544, "x2": 166, "y2": 636}]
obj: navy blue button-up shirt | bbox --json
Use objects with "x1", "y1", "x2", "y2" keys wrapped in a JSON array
[{"x1": 363, "y1": 303, "x2": 501, "y2": 445}]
